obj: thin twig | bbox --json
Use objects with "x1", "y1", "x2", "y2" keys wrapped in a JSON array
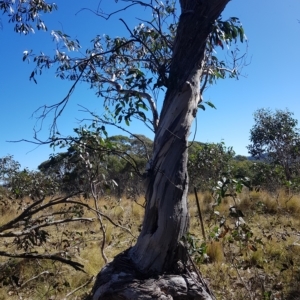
[
  {"x1": 0, "y1": 218, "x2": 94, "y2": 237},
  {"x1": 0, "y1": 193, "x2": 81, "y2": 233},
  {"x1": 78, "y1": 105, "x2": 152, "y2": 162},
  {"x1": 133, "y1": 198, "x2": 145, "y2": 208},
  {"x1": 194, "y1": 187, "x2": 206, "y2": 241},
  {"x1": 58, "y1": 199, "x2": 136, "y2": 238},
  {"x1": 0, "y1": 251, "x2": 85, "y2": 272},
  {"x1": 64, "y1": 276, "x2": 94, "y2": 298},
  {"x1": 20, "y1": 271, "x2": 50, "y2": 288},
  {"x1": 185, "y1": 246, "x2": 216, "y2": 300},
  {"x1": 91, "y1": 182, "x2": 108, "y2": 264},
  {"x1": 234, "y1": 263, "x2": 254, "y2": 300}
]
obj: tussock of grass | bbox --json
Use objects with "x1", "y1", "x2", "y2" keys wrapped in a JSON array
[
  {"x1": 249, "y1": 248, "x2": 263, "y2": 266},
  {"x1": 206, "y1": 241, "x2": 224, "y2": 263},
  {"x1": 0, "y1": 199, "x2": 19, "y2": 226},
  {"x1": 104, "y1": 222, "x2": 113, "y2": 246},
  {"x1": 80, "y1": 245, "x2": 105, "y2": 275},
  {"x1": 238, "y1": 192, "x2": 254, "y2": 211},
  {"x1": 245, "y1": 189, "x2": 300, "y2": 216},
  {"x1": 1, "y1": 190, "x2": 300, "y2": 299},
  {"x1": 202, "y1": 191, "x2": 214, "y2": 213},
  {"x1": 113, "y1": 205, "x2": 125, "y2": 220},
  {"x1": 285, "y1": 197, "x2": 300, "y2": 214}
]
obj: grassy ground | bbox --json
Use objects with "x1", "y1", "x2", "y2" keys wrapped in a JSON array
[{"x1": 0, "y1": 190, "x2": 300, "y2": 299}]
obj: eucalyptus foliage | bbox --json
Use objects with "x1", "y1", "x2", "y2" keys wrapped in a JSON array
[
  {"x1": 188, "y1": 142, "x2": 235, "y2": 191},
  {"x1": 248, "y1": 108, "x2": 300, "y2": 182},
  {"x1": 1, "y1": 1, "x2": 246, "y2": 140},
  {"x1": 0, "y1": 0, "x2": 57, "y2": 34}
]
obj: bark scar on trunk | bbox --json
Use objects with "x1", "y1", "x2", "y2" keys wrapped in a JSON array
[{"x1": 181, "y1": 81, "x2": 192, "y2": 93}]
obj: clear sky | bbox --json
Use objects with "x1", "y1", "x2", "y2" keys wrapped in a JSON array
[{"x1": 1, "y1": 0, "x2": 300, "y2": 170}]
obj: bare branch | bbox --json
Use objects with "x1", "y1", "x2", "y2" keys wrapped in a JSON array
[
  {"x1": 133, "y1": 198, "x2": 145, "y2": 208},
  {"x1": 0, "y1": 251, "x2": 85, "y2": 272},
  {"x1": 0, "y1": 193, "x2": 81, "y2": 233},
  {"x1": 20, "y1": 271, "x2": 51, "y2": 288},
  {"x1": 63, "y1": 199, "x2": 136, "y2": 238},
  {"x1": 90, "y1": 182, "x2": 108, "y2": 264},
  {"x1": 65, "y1": 276, "x2": 94, "y2": 298},
  {"x1": 78, "y1": 105, "x2": 152, "y2": 163},
  {"x1": 24, "y1": 38, "x2": 138, "y2": 141},
  {"x1": 0, "y1": 218, "x2": 94, "y2": 237},
  {"x1": 33, "y1": 65, "x2": 87, "y2": 138},
  {"x1": 76, "y1": 3, "x2": 138, "y2": 20}
]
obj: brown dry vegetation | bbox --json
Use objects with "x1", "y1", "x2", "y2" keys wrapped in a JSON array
[{"x1": 0, "y1": 190, "x2": 300, "y2": 300}]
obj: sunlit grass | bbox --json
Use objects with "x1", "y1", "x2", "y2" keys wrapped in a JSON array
[
  {"x1": 1, "y1": 189, "x2": 300, "y2": 299},
  {"x1": 206, "y1": 241, "x2": 224, "y2": 263}
]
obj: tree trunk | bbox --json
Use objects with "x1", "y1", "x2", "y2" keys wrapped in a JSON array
[{"x1": 91, "y1": 1, "x2": 229, "y2": 299}]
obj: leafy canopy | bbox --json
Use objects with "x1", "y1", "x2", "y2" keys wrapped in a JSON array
[
  {"x1": 248, "y1": 108, "x2": 300, "y2": 181},
  {"x1": 0, "y1": 1, "x2": 246, "y2": 143},
  {"x1": 0, "y1": 0, "x2": 57, "y2": 34}
]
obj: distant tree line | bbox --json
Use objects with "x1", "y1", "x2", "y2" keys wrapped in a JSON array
[{"x1": 2, "y1": 108, "x2": 300, "y2": 201}]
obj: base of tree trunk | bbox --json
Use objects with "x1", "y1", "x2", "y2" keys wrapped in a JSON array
[{"x1": 89, "y1": 245, "x2": 215, "y2": 300}]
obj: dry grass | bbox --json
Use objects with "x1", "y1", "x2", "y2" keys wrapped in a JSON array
[
  {"x1": 1, "y1": 190, "x2": 300, "y2": 299},
  {"x1": 191, "y1": 189, "x2": 300, "y2": 300},
  {"x1": 206, "y1": 241, "x2": 224, "y2": 263}
]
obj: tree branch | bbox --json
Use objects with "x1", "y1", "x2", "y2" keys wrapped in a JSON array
[
  {"x1": 90, "y1": 182, "x2": 108, "y2": 264},
  {"x1": 0, "y1": 218, "x2": 94, "y2": 237},
  {"x1": 20, "y1": 271, "x2": 51, "y2": 288},
  {"x1": 65, "y1": 276, "x2": 94, "y2": 298},
  {"x1": 0, "y1": 193, "x2": 81, "y2": 233},
  {"x1": 0, "y1": 251, "x2": 85, "y2": 272},
  {"x1": 33, "y1": 65, "x2": 87, "y2": 138}
]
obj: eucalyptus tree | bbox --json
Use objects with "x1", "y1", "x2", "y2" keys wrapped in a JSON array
[
  {"x1": 248, "y1": 108, "x2": 300, "y2": 183},
  {"x1": 0, "y1": 155, "x2": 20, "y2": 187},
  {"x1": 2, "y1": 0, "x2": 246, "y2": 298},
  {"x1": 38, "y1": 133, "x2": 152, "y2": 196},
  {"x1": 189, "y1": 142, "x2": 235, "y2": 192}
]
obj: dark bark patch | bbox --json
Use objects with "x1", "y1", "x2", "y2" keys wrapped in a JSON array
[
  {"x1": 149, "y1": 209, "x2": 158, "y2": 235},
  {"x1": 89, "y1": 244, "x2": 215, "y2": 300}
]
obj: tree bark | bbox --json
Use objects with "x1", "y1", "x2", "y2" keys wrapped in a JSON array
[
  {"x1": 130, "y1": 0, "x2": 230, "y2": 274},
  {"x1": 91, "y1": 1, "x2": 230, "y2": 299}
]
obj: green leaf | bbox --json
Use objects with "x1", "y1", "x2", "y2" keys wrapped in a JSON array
[
  {"x1": 115, "y1": 107, "x2": 122, "y2": 116},
  {"x1": 205, "y1": 101, "x2": 217, "y2": 109},
  {"x1": 198, "y1": 104, "x2": 205, "y2": 111},
  {"x1": 137, "y1": 111, "x2": 146, "y2": 121},
  {"x1": 138, "y1": 103, "x2": 148, "y2": 111},
  {"x1": 238, "y1": 27, "x2": 245, "y2": 42}
]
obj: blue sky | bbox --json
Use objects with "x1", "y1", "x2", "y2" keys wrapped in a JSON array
[{"x1": 1, "y1": 0, "x2": 300, "y2": 170}]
